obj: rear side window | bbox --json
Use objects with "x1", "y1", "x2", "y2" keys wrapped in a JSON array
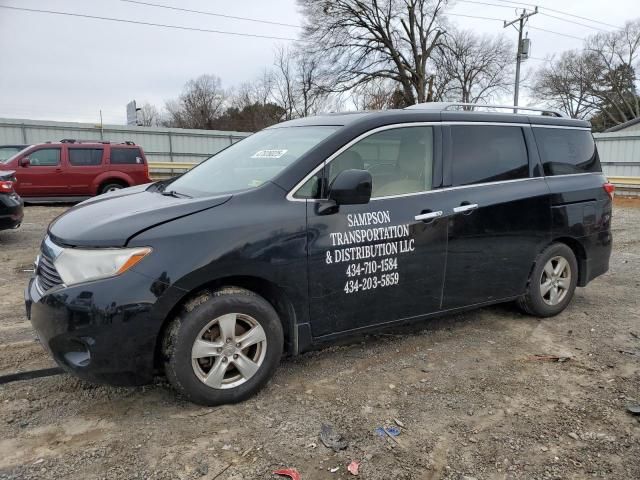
[
  {"x1": 110, "y1": 147, "x2": 143, "y2": 165},
  {"x1": 533, "y1": 128, "x2": 601, "y2": 176},
  {"x1": 451, "y1": 125, "x2": 529, "y2": 186},
  {"x1": 28, "y1": 148, "x2": 60, "y2": 166},
  {"x1": 69, "y1": 148, "x2": 103, "y2": 166}
]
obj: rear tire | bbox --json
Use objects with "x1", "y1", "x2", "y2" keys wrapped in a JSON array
[
  {"x1": 100, "y1": 182, "x2": 125, "y2": 194},
  {"x1": 517, "y1": 242, "x2": 578, "y2": 317},
  {"x1": 162, "y1": 287, "x2": 284, "y2": 406}
]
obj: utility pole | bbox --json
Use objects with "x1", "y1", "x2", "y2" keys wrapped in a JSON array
[{"x1": 504, "y1": 7, "x2": 538, "y2": 108}]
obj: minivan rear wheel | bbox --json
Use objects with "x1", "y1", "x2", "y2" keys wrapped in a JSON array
[
  {"x1": 518, "y1": 243, "x2": 578, "y2": 317},
  {"x1": 162, "y1": 287, "x2": 284, "y2": 405}
]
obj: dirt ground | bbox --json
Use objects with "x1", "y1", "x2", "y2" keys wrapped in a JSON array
[{"x1": 0, "y1": 201, "x2": 638, "y2": 480}]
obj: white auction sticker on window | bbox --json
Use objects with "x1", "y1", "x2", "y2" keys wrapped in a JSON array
[{"x1": 251, "y1": 149, "x2": 288, "y2": 159}]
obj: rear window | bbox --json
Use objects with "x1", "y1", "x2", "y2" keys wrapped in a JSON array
[
  {"x1": 69, "y1": 148, "x2": 103, "y2": 166},
  {"x1": 110, "y1": 147, "x2": 144, "y2": 165},
  {"x1": 451, "y1": 125, "x2": 529, "y2": 186},
  {"x1": 533, "y1": 128, "x2": 601, "y2": 176}
]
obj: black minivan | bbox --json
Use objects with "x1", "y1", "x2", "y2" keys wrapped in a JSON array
[{"x1": 26, "y1": 103, "x2": 614, "y2": 405}]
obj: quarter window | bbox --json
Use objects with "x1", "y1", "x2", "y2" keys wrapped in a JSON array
[
  {"x1": 451, "y1": 125, "x2": 529, "y2": 186},
  {"x1": 69, "y1": 148, "x2": 103, "y2": 166},
  {"x1": 323, "y1": 126, "x2": 434, "y2": 198},
  {"x1": 110, "y1": 148, "x2": 143, "y2": 164},
  {"x1": 28, "y1": 148, "x2": 60, "y2": 166},
  {"x1": 532, "y1": 128, "x2": 601, "y2": 176}
]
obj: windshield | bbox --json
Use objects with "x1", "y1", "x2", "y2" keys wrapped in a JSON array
[
  {"x1": 166, "y1": 126, "x2": 338, "y2": 197},
  {"x1": 0, "y1": 146, "x2": 27, "y2": 163}
]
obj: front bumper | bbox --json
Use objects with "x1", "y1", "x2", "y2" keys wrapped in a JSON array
[
  {"x1": 25, "y1": 269, "x2": 175, "y2": 386},
  {"x1": 0, "y1": 193, "x2": 23, "y2": 230}
]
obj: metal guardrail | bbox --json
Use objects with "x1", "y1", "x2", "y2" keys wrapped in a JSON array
[
  {"x1": 148, "y1": 161, "x2": 197, "y2": 170},
  {"x1": 607, "y1": 176, "x2": 640, "y2": 186}
]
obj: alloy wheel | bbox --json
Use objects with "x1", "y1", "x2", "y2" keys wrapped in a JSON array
[
  {"x1": 191, "y1": 313, "x2": 267, "y2": 389},
  {"x1": 539, "y1": 255, "x2": 571, "y2": 306}
]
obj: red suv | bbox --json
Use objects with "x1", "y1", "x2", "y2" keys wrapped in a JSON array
[{"x1": 0, "y1": 139, "x2": 151, "y2": 200}]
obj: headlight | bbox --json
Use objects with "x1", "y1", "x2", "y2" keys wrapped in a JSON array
[{"x1": 54, "y1": 247, "x2": 152, "y2": 286}]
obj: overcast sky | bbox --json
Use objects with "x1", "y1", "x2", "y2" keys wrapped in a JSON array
[{"x1": 0, "y1": 0, "x2": 636, "y2": 124}]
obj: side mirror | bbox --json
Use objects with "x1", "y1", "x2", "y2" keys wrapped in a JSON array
[
  {"x1": 328, "y1": 169, "x2": 372, "y2": 205},
  {"x1": 19, "y1": 157, "x2": 30, "y2": 167}
]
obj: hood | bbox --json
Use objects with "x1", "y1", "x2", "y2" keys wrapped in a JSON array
[{"x1": 49, "y1": 185, "x2": 231, "y2": 247}]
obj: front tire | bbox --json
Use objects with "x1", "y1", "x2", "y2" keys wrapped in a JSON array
[
  {"x1": 162, "y1": 288, "x2": 284, "y2": 406},
  {"x1": 518, "y1": 243, "x2": 578, "y2": 317}
]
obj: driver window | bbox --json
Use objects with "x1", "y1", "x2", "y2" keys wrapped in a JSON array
[
  {"x1": 328, "y1": 126, "x2": 433, "y2": 198},
  {"x1": 29, "y1": 148, "x2": 61, "y2": 166}
]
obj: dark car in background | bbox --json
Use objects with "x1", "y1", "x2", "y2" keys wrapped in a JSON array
[
  {"x1": 25, "y1": 103, "x2": 613, "y2": 406},
  {"x1": 0, "y1": 144, "x2": 30, "y2": 162},
  {"x1": 0, "y1": 170, "x2": 24, "y2": 231},
  {"x1": 2, "y1": 139, "x2": 151, "y2": 201}
]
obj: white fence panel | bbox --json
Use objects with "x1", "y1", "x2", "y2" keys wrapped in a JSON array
[
  {"x1": 0, "y1": 118, "x2": 251, "y2": 165},
  {"x1": 594, "y1": 132, "x2": 640, "y2": 178}
]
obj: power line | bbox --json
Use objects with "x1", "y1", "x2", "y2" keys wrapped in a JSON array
[
  {"x1": 528, "y1": 26, "x2": 584, "y2": 41},
  {"x1": 489, "y1": 0, "x2": 623, "y2": 29},
  {"x1": 457, "y1": 0, "x2": 609, "y2": 32},
  {"x1": 538, "y1": 11, "x2": 608, "y2": 33},
  {"x1": 126, "y1": 0, "x2": 610, "y2": 38},
  {"x1": 120, "y1": 0, "x2": 301, "y2": 29},
  {"x1": 448, "y1": 10, "x2": 585, "y2": 41},
  {"x1": 0, "y1": 4, "x2": 586, "y2": 51},
  {"x1": 0, "y1": 5, "x2": 300, "y2": 41},
  {"x1": 448, "y1": 12, "x2": 504, "y2": 22}
]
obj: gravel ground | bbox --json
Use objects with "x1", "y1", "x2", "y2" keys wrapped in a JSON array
[{"x1": 0, "y1": 201, "x2": 638, "y2": 480}]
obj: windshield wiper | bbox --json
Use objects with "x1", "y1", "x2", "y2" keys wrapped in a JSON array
[{"x1": 161, "y1": 190, "x2": 191, "y2": 198}]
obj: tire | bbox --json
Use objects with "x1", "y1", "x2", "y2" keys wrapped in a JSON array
[
  {"x1": 517, "y1": 242, "x2": 579, "y2": 317},
  {"x1": 100, "y1": 182, "x2": 125, "y2": 194},
  {"x1": 162, "y1": 287, "x2": 284, "y2": 406}
]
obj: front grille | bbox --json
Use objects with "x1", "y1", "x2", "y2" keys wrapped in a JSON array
[{"x1": 37, "y1": 252, "x2": 63, "y2": 292}]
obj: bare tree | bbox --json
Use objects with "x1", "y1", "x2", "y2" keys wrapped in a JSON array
[
  {"x1": 297, "y1": 0, "x2": 448, "y2": 105},
  {"x1": 531, "y1": 51, "x2": 600, "y2": 119},
  {"x1": 352, "y1": 78, "x2": 407, "y2": 109},
  {"x1": 432, "y1": 29, "x2": 513, "y2": 104},
  {"x1": 271, "y1": 46, "x2": 328, "y2": 119},
  {"x1": 272, "y1": 47, "x2": 297, "y2": 120},
  {"x1": 137, "y1": 102, "x2": 161, "y2": 126},
  {"x1": 585, "y1": 19, "x2": 640, "y2": 126},
  {"x1": 232, "y1": 70, "x2": 275, "y2": 110},
  {"x1": 532, "y1": 19, "x2": 640, "y2": 126},
  {"x1": 165, "y1": 74, "x2": 228, "y2": 129}
]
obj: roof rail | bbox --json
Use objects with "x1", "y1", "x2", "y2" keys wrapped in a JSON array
[
  {"x1": 60, "y1": 139, "x2": 110, "y2": 144},
  {"x1": 404, "y1": 102, "x2": 567, "y2": 117}
]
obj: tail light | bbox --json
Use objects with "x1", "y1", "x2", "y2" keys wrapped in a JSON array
[
  {"x1": 0, "y1": 180, "x2": 14, "y2": 193},
  {"x1": 603, "y1": 182, "x2": 615, "y2": 200}
]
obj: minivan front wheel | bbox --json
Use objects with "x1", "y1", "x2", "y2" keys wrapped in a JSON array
[
  {"x1": 518, "y1": 243, "x2": 578, "y2": 317},
  {"x1": 163, "y1": 288, "x2": 284, "y2": 405}
]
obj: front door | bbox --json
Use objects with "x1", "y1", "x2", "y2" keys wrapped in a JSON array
[
  {"x1": 303, "y1": 125, "x2": 448, "y2": 338},
  {"x1": 16, "y1": 147, "x2": 67, "y2": 197},
  {"x1": 441, "y1": 124, "x2": 552, "y2": 309}
]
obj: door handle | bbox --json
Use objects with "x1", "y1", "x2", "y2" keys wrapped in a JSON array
[
  {"x1": 453, "y1": 203, "x2": 478, "y2": 213},
  {"x1": 415, "y1": 210, "x2": 443, "y2": 221}
]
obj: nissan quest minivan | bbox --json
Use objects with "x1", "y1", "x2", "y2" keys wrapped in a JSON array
[{"x1": 26, "y1": 103, "x2": 614, "y2": 405}]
